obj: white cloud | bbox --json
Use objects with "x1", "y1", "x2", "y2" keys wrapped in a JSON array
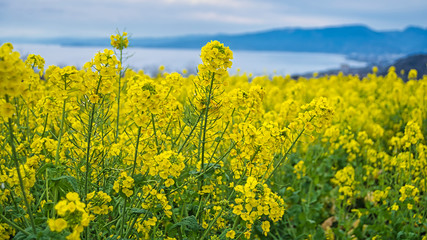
[
  {"x1": 163, "y1": 0, "x2": 247, "y2": 8},
  {"x1": 269, "y1": 14, "x2": 358, "y2": 28},
  {"x1": 1, "y1": 0, "x2": 426, "y2": 38},
  {"x1": 190, "y1": 12, "x2": 264, "y2": 25},
  {"x1": 323, "y1": 0, "x2": 427, "y2": 12}
]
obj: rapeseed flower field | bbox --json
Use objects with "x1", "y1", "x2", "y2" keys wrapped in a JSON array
[{"x1": 0, "y1": 32, "x2": 426, "y2": 239}]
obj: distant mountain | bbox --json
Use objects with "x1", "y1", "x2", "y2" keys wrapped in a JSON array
[
  {"x1": 3, "y1": 25, "x2": 427, "y2": 55},
  {"x1": 131, "y1": 25, "x2": 427, "y2": 55},
  {"x1": 379, "y1": 54, "x2": 427, "y2": 77}
]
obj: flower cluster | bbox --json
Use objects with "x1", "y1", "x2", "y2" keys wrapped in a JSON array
[
  {"x1": 144, "y1": 151, "x2": 185, "y2": 184},
  {"x1": 0, "y1": 223, "x2": 15, "y2": 240},
  {"x1": 0, "y1": 43, "x2": 32, "y2": 98},
  {"x1": 48, "y1": 192, "x2": 90, "y2": 239},
  {"x1": 293, "y1": 160, "x2": 306, "y2": 179},
  {"x1": 331, "y1": 165, "x2": 358, "y2": 204},
  {"x1": 198, "y1": 40, "x2": 233, "y2": 79},
  {"x1": 136, "y1": 216, "x2": 157, "y2": 239},
  {"x1": 25, "y1": 53, "x2": 45, "y2": 77},
  {"x1": 86, "y1": 191, "x2": 113, "y2": 217},
  {"x1": 82, "y1": 49, "x2": 121, "y2": 103},
  {"x1": 232, "y1": 177, "x2": 285, "y2": 236},
  {"x1": 125, "y1": 75, "x2": 164, "y2": 125},
  {"x1": 110, "y1": 31, "x2": 129, "y2": 50},
  {"x1": 2, "y1": 163, "x2": 36, "y2": 202},
  {"x1": 399, "y1": 184, "x2": 419, "y2": 202},
  {"x1": 141, "y1": 185, "x2": 173, "y2": 218},
  {"x1": 113, "y1": 171, "x2": 135, "y2": 198}
]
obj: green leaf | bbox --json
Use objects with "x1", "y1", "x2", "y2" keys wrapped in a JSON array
[
  {"x1": 35, "y1": 163, "x2": 56, "y2": 178},
  {"x1": 170, "y1": 215, "x2": 202, "y2": 232},
  {"x1": 183, "y1": 104, "x2": 199, "y2": 127},
  {"x1": 51, "y1": 175, "x2": 78, "y2": 192},
  {"x1": 130, "y1": 208, "x2": 147, "y2": 215},
  {"x1": 133, "y1": 173, "x2": 145, "y2": 186}
]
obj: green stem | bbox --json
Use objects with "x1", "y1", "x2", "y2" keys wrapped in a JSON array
[
  {"x1": 26, "y1": 97, "x2": 30, "y2": 147},
  {"x1": 206, "y1": 113, "x2": 233, "y2": 165},
  {"x1": 195, "y1": 193, "x2": 212, "y2": 220},
  {"x1": 225, "y1": 149, "x2": 259, "y2": 202},
  {"x1": 234, "y1": 228, "x2": 247, "y2": 240},
  {"x1": 177, "y1": 113, "x2": 202, "y2": 154},
  {"x1": 200, "y1": 149, "x2": 257, "y2": 239},
  {"x1": 41, "y1": 113, "x2": 49, "y2": 138},
  {"x1": 264, "y1": 117, "x2": 313, "y2": 182},
  {"x1": 120, "y1": 198, "x2": 127, "y2": 237},
  {"x1": 84, "y1": 73, "x2": 103, "y2": 201},
  {"x1": 125, "y1": 210, "x2": 150, "y2": 239},
  {"x1": 200, "y1": 74, "x2": 216, "y2": 171},
  {"x1": 196, "y1": 141, "x2": 235, "y2": 180},
  {"x1": 171, "y1": 122, "x2": 186, "y2": 148},
  {"x1": 200, "y1": 209, "x2": 223, "y2": 240},
  {"x1": 55, "y1": 99, "x2": 67, "y2": 165},
  {"x1": 196, "y1": 73, "x2": 216, "y2": 223},
  {"x1": 131, "y1": 127, "x2": 142, "y2": 176},
  {"x1": 5, "y1": 95, "x2": 37, "y2": 235},
  {"x1": 115, "y1": 48, "x2": 123, "y2": 143},
  {"x1": 151, "y1": 114, "x2": 160, "y2": 154},
  {"x1": 84, "y1": 102, "x2": 97, "y2": 201},
  {"x1": 0, "y1": 213, "x2": 31, "y2": 236},
  {"x1": 46, "y1": 168, "x2": 50, "y2": 219},
  {"x1": 231, "y1": 215, "x2": 240, "y2": 231}
]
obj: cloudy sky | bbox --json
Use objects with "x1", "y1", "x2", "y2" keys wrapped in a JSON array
[{"x1": 1, "y1": 0, "x2": 427, "y2": 38}]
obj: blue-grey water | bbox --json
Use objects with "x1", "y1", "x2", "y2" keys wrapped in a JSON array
[{"x1": 13, "y1": 44, "x2": 366, "y2": 76}]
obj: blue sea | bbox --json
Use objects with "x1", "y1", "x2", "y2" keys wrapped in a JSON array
[{"x1": 13, "y1": 44, "x2": 366, "y2": 76}]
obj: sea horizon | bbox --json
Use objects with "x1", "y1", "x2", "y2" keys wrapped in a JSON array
[{"x1": 11, "y1": 43, "x2": 367, "y2": 76}]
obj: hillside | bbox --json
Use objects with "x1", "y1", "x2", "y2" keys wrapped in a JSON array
[
  {"x1": 131, "y1": 25, "x2": 427, "y2": 55},
  {"x1": 4, "y1": 25, "x2": 427, "y2": 56},
  {"x1": 297, "y1": 54, "x2": 427, "y2": 79}
]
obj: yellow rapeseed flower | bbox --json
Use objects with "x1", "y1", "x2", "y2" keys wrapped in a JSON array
[
  {"x1": 110, "y1": 31, "x2": 129, "y2": 50},
  {"x1": 48, "y1": 218, "x2": 68, "y2": 232},
  {"x1": 226, "y1": 230, "x2": 236, "y2": 239},
  {"x1": 261, "y1": 221, "x2": 270, "y2": 236},
  {"x1": 0, "y1": 102, "x2": 15, "y2": 119}
]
